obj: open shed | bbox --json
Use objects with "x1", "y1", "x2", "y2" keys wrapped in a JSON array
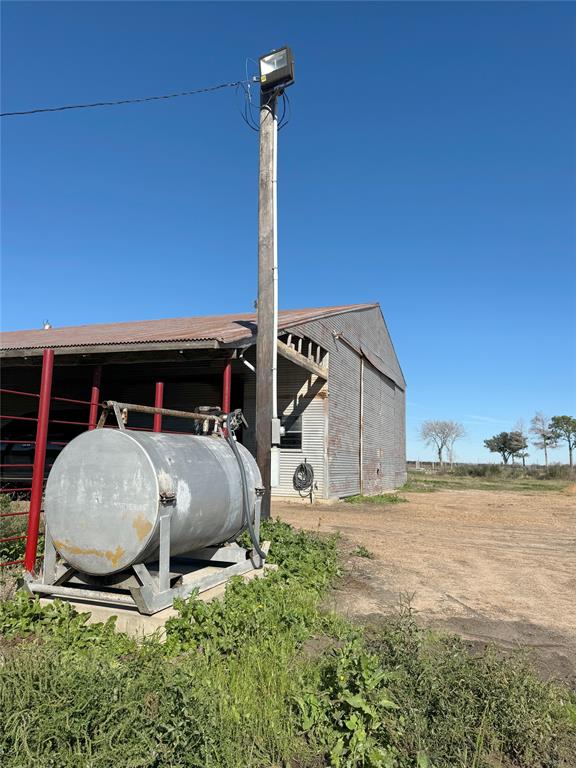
[{"x1": 0, "y1": 303, "x2": 406, "y2": 499}]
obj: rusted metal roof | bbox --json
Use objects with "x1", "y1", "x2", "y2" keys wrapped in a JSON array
[{"x1": 1, "y1": 304, "x2": 377, "y2": 352}]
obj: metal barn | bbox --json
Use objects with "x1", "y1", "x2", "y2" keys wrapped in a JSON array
[{"x1": 0, "y1": 303, "x2": 406, "y2": 501}]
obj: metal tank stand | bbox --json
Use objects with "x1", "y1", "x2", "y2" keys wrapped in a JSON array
[{"x1": 26, "y1": 493, "x2": 267, "y2": 615}]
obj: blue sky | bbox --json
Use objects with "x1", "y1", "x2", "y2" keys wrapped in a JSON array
[{"x1": 1, "y1": 1, "x2": 575, "y2": 463}]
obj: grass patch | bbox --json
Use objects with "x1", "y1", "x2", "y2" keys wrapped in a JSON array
[
  {"x1": 1, "y1": 519, "x2": 574, "y2": 767},
  {"x1": 403, "y1": 471, "x2": 570, "y2": 494},
  {"x1": 345, "y1": 493, "x2": 407, "y2": 505}
]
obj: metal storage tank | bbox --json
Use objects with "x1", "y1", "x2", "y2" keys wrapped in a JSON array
[{"x1": 44, "y1": 428, "x2": 261, "y2": 576}]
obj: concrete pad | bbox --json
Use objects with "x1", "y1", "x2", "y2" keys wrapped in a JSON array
[{"x1": 39, "y1": 563, "x2": 277, "y2": 639}]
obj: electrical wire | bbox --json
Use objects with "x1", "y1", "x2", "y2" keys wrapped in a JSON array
[
  {"x1": 236, "y1": 82, "x2": 260, "y2": 132},
  {"x1": 237, "y1": 80, "x2": 293, "y2": 133},
  {"x1": 1, "y1": 80, "x2": 248, "y2": 118},
  {"x1": 278, "y1": 90, "x2": 292, "y2": 131}
]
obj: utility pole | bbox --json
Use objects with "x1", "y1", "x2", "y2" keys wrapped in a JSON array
[
  {"x1": 255, "y1": 87, "x2": 277, "y2": 519},
  {"x1": 255, "y1": 47, "x2": 294, "y2": 519}
]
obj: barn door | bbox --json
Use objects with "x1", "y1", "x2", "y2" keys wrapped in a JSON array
[{"x1": 362, "y1": 360, "x2": 396, "y2": 494}]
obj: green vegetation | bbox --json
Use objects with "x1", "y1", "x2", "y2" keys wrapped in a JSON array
[
  {"x1": 0, "y1": 497, "x2": 42, "y2": 565},
  {"x1": 549, "y1": 416, "x2": 576, "y2": 468},
  {"x1": 484, "y1": 431, "x2": 529, "y2": 465},
  {"x1": 1, "y1": 519, "x2": 575, "y2": 767},
  {"x1": 0, "y1": 506, "x2": 28, "y2": 563},
  {"x1": 403, "y1": 467, "x2": 572, "y2": 494},
  {"x1": 345, "y1": 493, "x2": 407, "y2": 505},
  {"x1": 351, "y1": 545, "x2": 375, "y2": 559}
]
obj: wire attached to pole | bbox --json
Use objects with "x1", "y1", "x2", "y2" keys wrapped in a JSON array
[{"x1": 1, "y1": 80, "x2": 248, "y2": 118}]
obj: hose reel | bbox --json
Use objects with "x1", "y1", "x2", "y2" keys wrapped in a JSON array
[{"x1": 293, "y1": 459, "x2": 314, "y2": 501}]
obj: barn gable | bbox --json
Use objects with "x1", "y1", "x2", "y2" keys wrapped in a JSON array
[{"x1": 280, "y1": 305, "x2": 406, "y2": 497}]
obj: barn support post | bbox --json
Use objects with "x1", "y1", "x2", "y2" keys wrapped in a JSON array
[
  {"x1": 222, "y1": 361, "x2": 232, "y2": 414},
  {"x1": 88, "y1": 365, "x2": 102, "y2": 430},
  {"x1": 153, "y1": 382, "x2": 164, "y2": 432},
  {"x1": 24, "y1": 348, "x2": 54, "y2": 573}
]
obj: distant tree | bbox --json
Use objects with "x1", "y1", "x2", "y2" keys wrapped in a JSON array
[
  {"x1": 512, "y1": 421, "x2": 529, "y2": 467},
  {"x1": 485, "y1": 433, "x2": 512, "y2": 464},
  {"x1": 484, "y1": 431, "x2": 527, "y2": 465},
  {"x1": 509, "y1": 430, "x2": 528, "y2": 465},
  {"x1": 447, "y1": 424, "x2": 467, "y2": 466},
  {"x1": 549, "y1": 416, "x2": 576, "y2": 468},
  {"x1": 420, "y1": 420, "x2": 466, "y2": 466},
  {"x1": 529, "y1": 412, "x2": 557, "y2": 467}
]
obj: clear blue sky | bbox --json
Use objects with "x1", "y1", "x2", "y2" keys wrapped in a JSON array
[{"x1": 2, "y1": 2, "x2": 575, "y2": 463}]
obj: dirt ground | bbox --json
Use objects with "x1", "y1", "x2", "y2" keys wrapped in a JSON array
[{"x1": 273, "y1": 488, "x2": 576, "y2": 685}]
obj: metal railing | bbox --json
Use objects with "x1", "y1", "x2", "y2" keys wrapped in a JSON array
[
  {"x1": 1, "y1": 349, "x2": 223, "y2": 572},
  {"x1": 0, "y1": 350, "x2": 53, "y2": 568}
]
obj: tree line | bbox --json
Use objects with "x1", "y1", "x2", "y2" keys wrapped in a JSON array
[{"x1": 419, "y1": 414, "x2": 576, "y2": 468}]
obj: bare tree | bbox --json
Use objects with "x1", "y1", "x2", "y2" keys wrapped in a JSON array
[
  {"x1": 420, "y1": 420, "x2": 466, "y2": 467},
  {"x1": 529, "y1": 412, "x2": 557, "y2": 468},
  {"x1": 513, "y1": 420, "x2": 529, "y2": 468}
]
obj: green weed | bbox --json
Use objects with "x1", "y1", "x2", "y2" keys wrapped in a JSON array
[
  {"x1": 0, "y1": 521, "x2": 574, "y2": 768},
  {"x1": 345, "y1": 494, "x2": 407, "y2": 505},
  {"x1": 351, "y1": 545, "x2": 375, "y2": 559},
  {"x1": 297, "y1": 609, "x2": 576, "y2": 767}
]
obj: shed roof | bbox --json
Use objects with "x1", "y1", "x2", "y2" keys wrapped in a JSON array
[{"x1": 1, "y1": 304, "x2": 377, "y2": 352}]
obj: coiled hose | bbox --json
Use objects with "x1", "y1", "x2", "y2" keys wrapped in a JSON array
[
  {"x1": 293, "y1": 460, "x2": 314, "y2": 496},
  {"x1": 224, "y1": 423, "x2": 266, "y2": 563}
]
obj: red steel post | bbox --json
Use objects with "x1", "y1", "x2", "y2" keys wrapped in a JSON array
[
  {"x1": 222, "y1": 361, "x2": 232, "y2": 414},
  {"x1": 24, "y1": 349, "x2": 54, "y2": 573},
  {"x1": 88, "y1": 365, "x2": 102, "y2": 430},
  {"x1": 153, "y1": 382, "x2": 164, "y2": 432}
]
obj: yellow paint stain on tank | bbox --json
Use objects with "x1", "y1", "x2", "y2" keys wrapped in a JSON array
[
  {"x1": 53, "y1": 540, "x2": 126, "y2": 568},
  {"x1": 132, "y1": 513, "x2": 153, "y2": 541}
]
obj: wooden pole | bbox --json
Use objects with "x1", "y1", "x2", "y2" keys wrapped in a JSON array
[{"x1": 255, "y1": 89, "x2": 278, "y2": 519}]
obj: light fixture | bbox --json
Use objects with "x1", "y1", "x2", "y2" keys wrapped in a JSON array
[{"x1": 259, "y1": 46, "x2": 295, "y2": 91}]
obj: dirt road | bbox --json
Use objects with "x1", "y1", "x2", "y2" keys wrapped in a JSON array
[{"x1": 273, "y1": 488, "x2": 576, "y2": 684}]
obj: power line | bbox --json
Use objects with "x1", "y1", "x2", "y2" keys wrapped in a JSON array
[{"x1": 0, "y1": 80, "x2": 248, "y2": 118}]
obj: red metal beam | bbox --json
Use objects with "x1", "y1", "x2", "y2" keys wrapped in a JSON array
[
  {"x1": 88, "y1": 365, "x2": 102, "y2": 430},
  {"x1": 24, "y1": 348, "x2": 54, "y2": 573},
  {"x1": 153, "y1": 382, "x2": 164, "y2": 432},
  {"x1": 0, "y1": 388, "x2": 39, "y2": 398},
  {"x1": 222, "y1": 361, "x2": 232, "y2": 414}
]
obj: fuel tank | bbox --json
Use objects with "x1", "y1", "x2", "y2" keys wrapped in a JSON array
[{"x1": 44, "y1": 429, "x2": 261, "y2": 576}]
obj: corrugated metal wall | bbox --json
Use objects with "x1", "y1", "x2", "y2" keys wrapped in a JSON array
[
  {"x1": 326, "y1": 341, "x2": 361, "y2": 497},
  {"x1": 243, "y1": 355, "x2": 327, "y2": 498},
  {"x1": 284, "y1": 306, "x2": 406, "y2": 497},
  {"x1": 394, "y1": 387, "x2": 407, "y2": 487}
]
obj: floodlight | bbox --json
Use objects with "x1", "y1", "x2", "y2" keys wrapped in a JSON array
[{"x1": 259, "y1": 46, "x2": 295, "y2": 91}]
